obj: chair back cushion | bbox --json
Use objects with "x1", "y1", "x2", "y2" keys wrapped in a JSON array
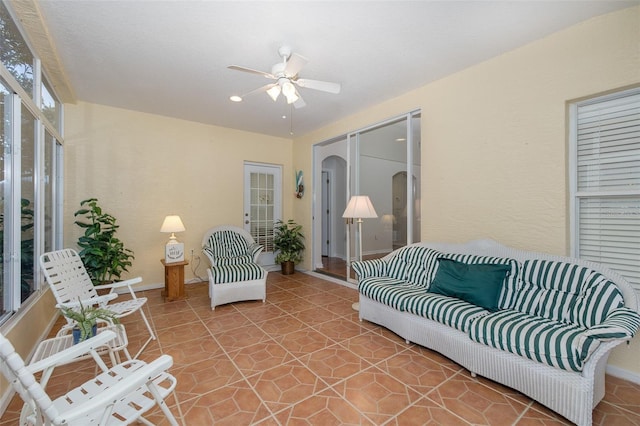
[{"x1": 206, "y1": 230, "x2": 249, "y2": 259}]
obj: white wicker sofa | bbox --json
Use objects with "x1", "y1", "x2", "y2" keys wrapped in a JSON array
[{"x1": 352, "y1": 239, "x2": 640, "y2": 426}]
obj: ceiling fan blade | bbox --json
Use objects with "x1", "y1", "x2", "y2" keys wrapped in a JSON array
[
  {"x1": 228, "y1": 65, "x2": 274, "y2": 79},
  {"x1": 242, "y1": 83, "x2": 277, "y2": 97},
  {"x1": 295, "y1": 78, "x2": 341, "y2": 94},
  {"x1": 293, "y1": 92, "x2": 306, "y2": 109},
  {"x1": 284, "y1": 53, "x2": 308, "y2": 77}
]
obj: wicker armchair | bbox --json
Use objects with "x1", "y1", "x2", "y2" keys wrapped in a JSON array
[{"x1": 202, "y1": 225, "x2": 267, "y2": 310}]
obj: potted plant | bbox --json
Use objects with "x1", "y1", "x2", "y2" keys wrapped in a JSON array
[
  {"x1": 273, "y1": 219, "x2": 305, "y2": 275},
  {"x1": 60, "y1": 300, "x2": 120, "y2": 343},
  {"x1": 74, "y1": 198, "x2": 134, "y2": 285}
]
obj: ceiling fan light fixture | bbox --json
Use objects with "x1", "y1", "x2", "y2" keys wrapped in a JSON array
[
  {"x1": 266, "y1": 85, "x2": 281, "y2": 101},
  {"x1": 285, "y1": 91, "x2": 299, "y2": 104}
]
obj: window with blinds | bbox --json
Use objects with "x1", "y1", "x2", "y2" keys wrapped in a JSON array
[{"x1": 570, "y1": 88, "x2": 640, "y2": 292}]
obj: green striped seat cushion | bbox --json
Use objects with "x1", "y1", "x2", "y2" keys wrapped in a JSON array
[
  {"x1": 206, "y1": 231, "x2": 249, "y2": 259},
  {"x1": 469, "y1": 309, "x2": 600, "y2": 372},
  {"x1": 404, "y1": 293, "x2": 488, "y2": 332},
  {"x1": 210, "y1": 263, "x2": 265, "y2": 284},
  {"x1": 216, "y1": 255, "x2": 254, "y2": 266},
  {"x1": 352, "y1": 259, "x2": 387, "y2": 279},
  {"x1": 358, "y1": 277, "x2": 425, "y2": 311},
  {"x1": 514, "y1": 260, "x2": 624, "y2": 326},
  {"x1": 386, "y1": 246, "x2": 442, "y2": 288},
  {"x1": 439, "y1": 253, "x2": 521, "y2": 310}
]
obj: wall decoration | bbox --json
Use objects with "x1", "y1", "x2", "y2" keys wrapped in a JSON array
[{"x1": 295, "y1": 170, "x2": 304, "y2": 198}]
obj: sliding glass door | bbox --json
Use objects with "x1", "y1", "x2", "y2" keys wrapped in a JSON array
[{"x1": 314, "y1": 111, "x2": 421, "y2": 282}]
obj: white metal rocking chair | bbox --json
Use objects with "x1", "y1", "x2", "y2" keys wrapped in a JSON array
[
  {"x1": 40, "y1": 249, "x2": 156, "y2": 358},
  {"x1": 0, "y1": 330, "x2": 180, "y2": 426}
]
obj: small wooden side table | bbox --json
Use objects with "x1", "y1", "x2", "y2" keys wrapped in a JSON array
[{"x1": 161, "y1": 259, "x2": 189, "y2": 302}]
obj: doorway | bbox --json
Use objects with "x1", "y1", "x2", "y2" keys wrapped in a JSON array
[{"x1": 243, "y1": 162, "x2": 282, "y2": 267}]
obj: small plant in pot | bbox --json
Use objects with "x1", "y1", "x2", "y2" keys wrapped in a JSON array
[
  {"x1": 273, "y1": 219, "x2": 305, "y2": 275},
  {"x1": 60, "y1": 300, "x2": 120, "y2": 344},
  {"x1": 74, "y1": 198, "x2": 134, "y2": 285}
]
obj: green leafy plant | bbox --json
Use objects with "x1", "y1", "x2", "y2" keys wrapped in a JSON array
[
  {"x1": 74, "y1": 198, "x2": 134, "y2": 285},
  {"x1": 273, "y1": 219, "x2": 305, "y2": 264},
  {"x1": 60, "y1": 299, "x2": 120, "y2": 342}
]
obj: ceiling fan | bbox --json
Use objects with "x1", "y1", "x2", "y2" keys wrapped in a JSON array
[{"x1": 228, "y1": 46, "x2": 341, "y2": 109}]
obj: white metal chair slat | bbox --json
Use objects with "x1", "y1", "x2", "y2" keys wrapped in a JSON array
[
  {"x1": 0, "y1": 332, "x2": 180, "y2": 426},
  {"x1": 40, "y1": 249, "x2": 156, "y2": 358}
]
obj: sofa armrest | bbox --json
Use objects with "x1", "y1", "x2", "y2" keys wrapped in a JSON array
[
  {"x1": 352, "y1": 259, "x2": 387, "y2": 280},
  {"x1": 583, "y1": 307, "x2": 640, "y2": 341}
]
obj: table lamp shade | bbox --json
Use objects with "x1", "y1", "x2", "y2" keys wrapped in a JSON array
[
  {"x1": 160, "y1": 215, "x2": 186, "y2": 235},
  {"x1": 342, "y1": 195, "x2": 378, "y2": 219}
]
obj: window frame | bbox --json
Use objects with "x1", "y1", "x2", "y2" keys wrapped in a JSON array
[
  {"x1": 569, "y1": 86, "x2": 640, "y2": 292},
  {"x1": 0, "y1": 2, "x2": 64, "y2": 323}
]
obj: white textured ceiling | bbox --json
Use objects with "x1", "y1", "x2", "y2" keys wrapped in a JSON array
[{"x1": 36, "y1": 1, "x2": 637, "y2": 138}]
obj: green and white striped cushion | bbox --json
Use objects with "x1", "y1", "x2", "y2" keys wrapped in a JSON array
[
  {"x1": 385, "y1": 246, "x2": 442, "y2": 288},
  {"x1": 469, "y1": 309, "x2": 600, "y2": 372},
  {"x1": 404, "y1": 293, "x2": 488, "y2": 332},
  {"x1": 517, "y1": 260, "x2": 624, "y2": 326},
  {"x1": 583, "y1": 307, "x2": 640, "y2": 341},
  {"x1": 439, "y1": 253, "x2": 520, "y2": 310},
  {"x1": 210, "y1": 263, "x2": 265, "y2": 284},
  {"x1": 358, "y1": 278, "x2": 425, "y2": 311},
  {"x1": 569, "y1": 276, "x2": 625, "y2": 328},
  {"x1": 216, "y1": 255, "x2": 253, "y2": 266},
  {"x1": 352, "y1": 259, "x2": 387, "y2": 279},
  {"x1": 404, "y1": 247, "x2": 442, "y2": 288},
  {"x1": 206, "y1": 231, "x2": 249, "y2": 258}
]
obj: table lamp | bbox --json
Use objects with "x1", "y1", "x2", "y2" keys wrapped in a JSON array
[{"x1": 160, "y1": 215, "x2": 185, "y2": 263}]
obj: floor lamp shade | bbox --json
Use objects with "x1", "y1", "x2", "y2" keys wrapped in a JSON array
[{"x1": 342, "y1": 195, "x2": 378, "y2": 220}]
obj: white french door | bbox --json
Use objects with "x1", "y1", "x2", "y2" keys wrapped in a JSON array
[{"x1": 243, "y1": 162, "x2": 282, "y2": 266}]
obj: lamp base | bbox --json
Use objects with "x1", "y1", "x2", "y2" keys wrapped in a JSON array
[{"x1": 165, "y1": 242, "x2": 184, "y2": 263}]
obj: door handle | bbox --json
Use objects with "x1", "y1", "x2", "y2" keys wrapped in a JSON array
[{"x1": 245, "y1": 220, "x2": 250, "y2": 224}]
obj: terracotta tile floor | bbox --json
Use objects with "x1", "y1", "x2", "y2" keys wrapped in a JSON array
[{"x1": 2, "y1": 272, "x2": 640, "y2": 425}]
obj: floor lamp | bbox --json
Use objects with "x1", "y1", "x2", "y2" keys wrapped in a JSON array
[{"x1": 342, "y1": 195, "x2": 378, "y2": 311}]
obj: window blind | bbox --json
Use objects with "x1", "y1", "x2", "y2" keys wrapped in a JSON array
[{"x1": 574, "y1": 89, "x2": 640, "y2": 292}]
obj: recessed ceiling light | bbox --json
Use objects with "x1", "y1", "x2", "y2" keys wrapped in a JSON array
[
  {"x1": 229, "y1": 95, "x2": 242, "y2": 102},
  {"x1": 395, "y1": 138, "x2": 406, "y2": 142},
  {"x1": 282, "y1": 115, "x2": 287, "y2": 119}
]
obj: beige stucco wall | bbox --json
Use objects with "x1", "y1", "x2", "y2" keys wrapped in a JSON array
[
  {"x1": 64, "y1": 102, "x2": 294, "y2": 287},
  {"x1": 293, "y1": 7, "x2": 640, "y2": 375}
]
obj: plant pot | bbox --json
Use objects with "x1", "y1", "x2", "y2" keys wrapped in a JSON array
[
  {"x1": 281, "y1": 261, "x2": 295, "y2": 275},
  {"x1": 72, "y1": 324, "x2": 97, "y2": 344}
]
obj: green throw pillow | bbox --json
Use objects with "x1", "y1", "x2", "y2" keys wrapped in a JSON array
[{"x1": 429, "y1": 258, "x2": 511, "y2": 311}]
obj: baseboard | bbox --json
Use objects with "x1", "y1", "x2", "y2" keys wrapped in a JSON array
[{"x1": 606, "y1": 364, "x2": 640, "y2": 385}]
